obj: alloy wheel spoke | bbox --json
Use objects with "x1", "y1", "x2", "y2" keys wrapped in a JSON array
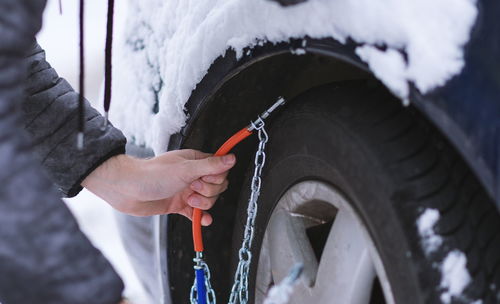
[
  {"x1": 313, "y1": 209, "x2": 376, "y2": 304},
  {"x1": 268, "y1": 207, "x2": 319, "y2": 289}
]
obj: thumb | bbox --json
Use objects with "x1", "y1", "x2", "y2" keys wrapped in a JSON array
[{"x1": 187, "y1": 154, "x2": 236, "y2": 178}]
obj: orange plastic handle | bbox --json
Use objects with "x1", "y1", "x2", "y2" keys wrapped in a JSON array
[{"x1": 192, "y1": 127, "x2": 253, "y2": 252}]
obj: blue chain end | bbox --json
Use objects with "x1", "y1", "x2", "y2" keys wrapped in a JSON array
[{"x1": 195, "y1": 268, "x2": 207, "y2": 304}]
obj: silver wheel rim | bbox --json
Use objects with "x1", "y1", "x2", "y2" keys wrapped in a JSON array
[{"x1": 256, "y1": 181, "x2": 396, "y2": 304}]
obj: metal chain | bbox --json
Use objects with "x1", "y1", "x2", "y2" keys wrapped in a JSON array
[
  {"x1": 228, "y1": 117, "x2": 268, "y2": 304},
  {"x1": 190, "y1": 255, "x2": 217, "y2": 304},
  {"x1": 189, "y1": 117, "x2": 269, "y2": 304}
]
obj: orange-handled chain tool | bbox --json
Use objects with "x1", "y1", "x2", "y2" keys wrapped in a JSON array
[
  {"x1": 190, "y1": 97, "x2": 285, "y2": 304},
  {"x1": 192, "y1": 127, "x2": 252, "y2": 252}
]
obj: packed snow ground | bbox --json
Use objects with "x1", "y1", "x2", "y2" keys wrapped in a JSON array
[{"x1": 111, "y1": 0, "x2": 477, "y2": 153}]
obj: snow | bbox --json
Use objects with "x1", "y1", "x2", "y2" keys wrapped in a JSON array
[
  {"x1": 290, "y1": 48, "x2": 307, "y2": 56},
  {"x1": 417, "y1": 211, "x2": 477, "y2": 303},
  {"x1": 110, "y1": 0, "x2": 478, "y2": 153},
  {"x1": 417, "y1": 208, "x2": 443, "y2": 254},
  {"x1": 356, "y1": 46, "x2": 409, "y2": 104},
  {"x1": 33, "y1": 1, "x2": 481, "y2": 302},
  {"x1": 440, "y1": 250, "x2": 471, "y2": 304},
  {"x1": 263, "y1": 264, "x2": 302, "y2": 304},
  {"x1": 37, "y1": 0, "x2": 126, "y2": 102},
  {"x1": 263, "y1": 282, "x2": 294, "y2": 304},
  {"x1": 417, "y1": 210, "x2": 474, "y2": 302}
]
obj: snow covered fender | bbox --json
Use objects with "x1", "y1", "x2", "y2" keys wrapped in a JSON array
[
  {"x1": 168, "y1": 31, "x2": 500, "y2": 208},
  {"x1": 116, "y1": 1, "x2": 500, "y2": 302},
  {"x1": 112, "y1": 0, "x2": 498, "y2": 206}
]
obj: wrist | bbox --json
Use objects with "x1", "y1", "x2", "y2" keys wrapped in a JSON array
[{"x1": 82, "y1": 154, "x2": 137, "y2": 193}]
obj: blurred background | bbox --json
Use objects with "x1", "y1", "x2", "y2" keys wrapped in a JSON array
[{"x1": 37, "y1": 0, "x2": 148, "y2": 302}]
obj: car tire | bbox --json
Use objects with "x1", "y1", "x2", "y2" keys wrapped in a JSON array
[{"x1": 230, "y1": 80, "x2": 500, "y2": 304}]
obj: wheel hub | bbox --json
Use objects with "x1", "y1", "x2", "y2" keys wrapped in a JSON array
[{"x1": 256, "y1": 181, "x2": 395, "y2": 304}]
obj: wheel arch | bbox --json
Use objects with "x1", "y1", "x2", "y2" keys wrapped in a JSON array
[
  {"x1": 161, "y1": 37, "x2": 499, "y2": 303},
  {"x1": 167, "y1": 38, "x2": 369, "y2": 152},
  {"x1": 167, "y1": 37, "x2": 498, "y2": 207}
]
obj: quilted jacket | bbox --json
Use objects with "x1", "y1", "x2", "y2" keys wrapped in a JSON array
[{"x1": 0, "y1": 1, "x2": 126, "y2": 303}]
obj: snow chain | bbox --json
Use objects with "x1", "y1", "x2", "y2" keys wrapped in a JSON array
[
  {"x1": 228, "y1": 118, "x2": 268, "y2": 304},
  {"x1": 190, "y1": 117, "x2": 268, "y2": 304},
  {"x1": 190, "y1": 254, "x2": 217, "y2": 304}
]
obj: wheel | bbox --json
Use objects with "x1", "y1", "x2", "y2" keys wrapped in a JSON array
[
  {"x1": 230, "y1": 81, "x2": 500, "y2": 304},
  {"x1": 256, "y1": 180, "x2": 392, "y2": 303}
]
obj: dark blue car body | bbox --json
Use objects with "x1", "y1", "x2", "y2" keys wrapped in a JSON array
[
  {"x1": 414, "y1": 0, "x2": 500, "y2": 206},
  {"x1": 161, "y1": 2, "x2": 500, "y2": 302},
  {"x1": 169, "y1": 0, "x2": 500, "y2": 207}
]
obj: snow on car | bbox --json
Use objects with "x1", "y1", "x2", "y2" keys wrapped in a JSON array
[{"x1": 107, "y1": 0, "x2": 500, "y2": 303}]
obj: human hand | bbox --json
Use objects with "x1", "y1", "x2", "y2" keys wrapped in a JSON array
[{"x1": 82, "y1": 149, "x2": 236, "y2": 225}]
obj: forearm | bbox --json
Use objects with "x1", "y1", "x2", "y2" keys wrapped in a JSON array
[
  {"x1": 81, "y1": 153, "x2": 175, "y2": 216},
  {"x1": 82, "y1": 154, "x2": 144, "y2": 214}
]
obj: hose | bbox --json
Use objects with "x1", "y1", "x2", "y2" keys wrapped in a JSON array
[{"x1": 192, "y1": 127, "x2": 252, "y2": 252}]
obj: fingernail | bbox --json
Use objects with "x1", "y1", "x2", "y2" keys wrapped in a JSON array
[
  {"x1": 191, "y1": 180, "x2": 202, "y2": 191},
  {"x1": 190, "y1": 197, "x2": 201, "y2": 207},
  {"x1": 223, "y1": 154, "x2": 235, "y2": 165},
  {"x1": 202, "y1": 217, "x2": 213, "y2": 226}
]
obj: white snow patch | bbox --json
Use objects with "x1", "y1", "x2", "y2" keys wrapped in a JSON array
[
  {"x1": 263, "y1": 282, "x2": 294, "y2": 304},
  {"x1": 440, "y1": 250, "x2": 471, "y2": 304},
  {"x1": 356, "y1": 46, "x2": 409, "y2": 104},
  {"x1": 290, "y1": 48, "x2": 307, "y2": 55},
  {"x1": 111, "y1": 0, "x2": 478, "y2": 153},
  {"x1": 417, "y1": 208, "x2": 443, "y2": 254}
]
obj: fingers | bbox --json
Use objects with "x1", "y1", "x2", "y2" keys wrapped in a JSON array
[
  {"x1": 201, "y1": 172, "x2": 227, "y2": 185},
  {"x1": 201, "y1": 212, "x2": 213, "y2": 226},
  {"x1": 190, "y1": 179, "x2": 228, "y2": 197},
  {"x1": 187, "y1": 153, "x2": 236, "y2": 179},
  {"x1": 179, "y1": 208, "x2": 213, "y2": 226},
  {"x1": 187, "y1": 173, "x2": 228, "y2": 226},
  {"x1": 180, "y1": 149, "x2": 212, "y2": 160},
  {"x1": 187, "y1": 193, "x2": 219, "y2": 210}
]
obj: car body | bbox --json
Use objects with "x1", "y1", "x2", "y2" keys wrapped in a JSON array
[
  {"x1": 166, "y1": 0, "x2": 499, "y2": 208},
  {"x1": 112, "y1": 0, "x2": 500, "y2": 303}
]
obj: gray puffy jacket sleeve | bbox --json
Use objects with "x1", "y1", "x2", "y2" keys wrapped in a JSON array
[
  {"x1": 23, "y1": 42, "x2": 126, "y2": 197},
  {"x1": 0, "y1": 0, "x2": 124, "y2": 303}
]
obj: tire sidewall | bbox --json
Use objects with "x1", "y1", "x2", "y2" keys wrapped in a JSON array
[{"x1": 233, "y1": 88, "x2": 428, "y2": 304}]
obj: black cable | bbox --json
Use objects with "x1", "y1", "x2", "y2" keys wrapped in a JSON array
[
  {"x1": 103, "y1": 0, "x2": 115, "y2": 128},
  {"x1": 77, "y1": 0, "x2": 85, "y2": 150}
]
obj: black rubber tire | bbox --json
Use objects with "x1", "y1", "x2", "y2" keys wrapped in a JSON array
[{"x1": 230, "y1": 80, "x2": 500, "y2": 304}]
